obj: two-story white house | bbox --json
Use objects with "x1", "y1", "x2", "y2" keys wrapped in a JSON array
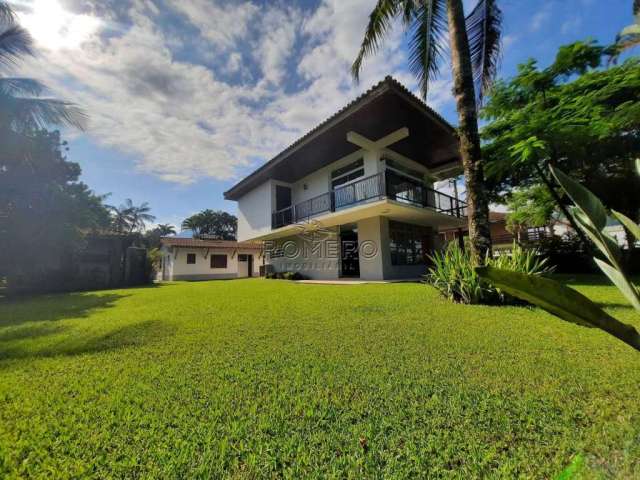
[{"x1": 224, "y1": 77, "x2": 467, "y2": 281}]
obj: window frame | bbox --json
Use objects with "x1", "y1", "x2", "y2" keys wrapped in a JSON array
[
  {"x1": 330, "y1": 158, "x2": 365, "y2": 190},
  {"x1": 186, "y1": 253, "x2": 196, "y2": 265},
  {"x1": 389, "y1": 221, "x2": 431, "y2": 266},
  {"x1": 210, "y1": 254, "x2": 228, "y2": 269}
]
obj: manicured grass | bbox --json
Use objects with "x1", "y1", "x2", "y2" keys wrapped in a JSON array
[{"x1": 0, "y1": 278, "x2": 639, "y2": 478}]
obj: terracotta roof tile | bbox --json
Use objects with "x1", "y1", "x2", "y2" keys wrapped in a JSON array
[{"x1": 160, "y1": 237, "x2": 262, "y2": 249}]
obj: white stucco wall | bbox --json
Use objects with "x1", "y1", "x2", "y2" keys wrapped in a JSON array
[
  {"x1": 163, "y1": 247, "x2": 261, "y2": 280},
  {"x1": 237, "y1": 180, "x2": 274, "y2": 242},
  {"x1": 357, "y1": 216, "x2": 385, "y2": 281}
]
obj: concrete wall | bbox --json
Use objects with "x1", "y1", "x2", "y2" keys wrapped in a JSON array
[{"x1": 163, "y1": 247, "x2": 261, "y2": 281}]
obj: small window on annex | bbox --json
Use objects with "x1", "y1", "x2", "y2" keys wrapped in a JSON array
[
  {"x1": 210, "y1": 254, "x2": 227, "y2": 269},
  {"x1": 186, "y1": 253, "x2": 196, "y2": 264}
]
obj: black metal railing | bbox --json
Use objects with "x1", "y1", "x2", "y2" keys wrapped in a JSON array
[{"x1": 271, "y1": 170, "x2": 467, "y2": 229}]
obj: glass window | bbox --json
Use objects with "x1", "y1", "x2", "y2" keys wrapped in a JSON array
[
  {"x1": 331, "y1": 168, "x2": 365, "y2": 189},
  {"x1": 186, "y1": 253, "x2": 196, "y2": 264},
  {"x1": 238, "y1": 254, "x2": 248, "y2": 262},
  {"x1": 210, "y1": 254, "x2": 227, "y2": 269},
  {"x1": 331, "y1": 158, "x2": 364, "y2": 179},
  {"x1": 389, "y1": 221, "x2": 432, "y2": 266},
  {"x1": 331, "y1": 158, "x2": 364, "y2": 190}
]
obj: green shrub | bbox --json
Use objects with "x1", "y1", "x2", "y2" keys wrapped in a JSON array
[
  {"x1": 426, "y1": 242, "x2": 553, "y2": 305},
  {"x1": 266, "y1": 271, "x2": 307, "y2": 281}
]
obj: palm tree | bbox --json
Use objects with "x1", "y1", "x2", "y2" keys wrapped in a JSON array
[
  {"x1": 109, "y1": 203, "x2": 132, "y2": 234},
  {"x1": 181, "y1": 212, "x2": 204, "y2": 236},
  {"x1": 156, "y1": 224, "x2": 176, "y2": 236},
  {"x1": 352, "y1": 0, "x2": 501, "y2": 262},
  {"x1": 109, "y1": 199, "x2": 156, "y2": 234},
  {"x1": 0, "y1": 1, "x2": 86, "y2": 132},
  {"x1": 610, "y1": 0, "x2": 639, "y2": 61}
]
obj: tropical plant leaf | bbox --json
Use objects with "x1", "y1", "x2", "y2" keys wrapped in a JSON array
[
  {"x1": 0, "y1": 77, "x2": 46, "y2": 96},
  {"x1": 636, "y1": 158, "x2": 640, "y2": 176},
  {"x1": 0, "y1": 2, "x2": 16, "y2": 24},
  {"x1": 570, "y1": 207, "x2": 620, "y2": 265},
  {"x1": 407, "y1": 0, "x2": 448, "y2": 99},
  {"x1": 465, "y1": 0, "x2": 503, "y2": 103},
  {"x1": 0, "y1": 24, "x2": 34, "y2": 67},
  {"x1": 351, "y1": 0, "x2": 401, "y2": 82},
  {"x1": 594, "y1": 258, "x2": 640, "y2": 312},
  {"x1": 476, "y1": 266, "x2": 640, "y2": 351},
  {"x1": 611, "y1": 209, "x2": 640, "y2": 243},
  {"x1": 550, "y1": 165, "x2": 608, "y2": 230}
]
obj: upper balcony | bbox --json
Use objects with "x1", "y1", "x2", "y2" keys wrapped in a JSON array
[{"x1": 271, "y1": 169, "x2": 467, "y2": 230}]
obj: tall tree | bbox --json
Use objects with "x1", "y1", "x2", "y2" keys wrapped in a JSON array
[
  {"x1": 481, "y1": 41, "x2": 640, "y2": 248},
  {"x1": 0, "y1": 129, "x2": 111, "y2": 288},
  {"x1": 108, "y1": 199, "x2": 156, "y2": 234},
  {"x1": 352, "y1": 0, "x2": 501, "y2": 262},
  {"x1": 156, "y1": 224, "x2": 176, "y2": 236},
  {"x1": 0, "y1": 2, "x2": 97, "y2": 291},
  {"x1": 181, "y1": 210, "x2": 237, "y2": 240}
]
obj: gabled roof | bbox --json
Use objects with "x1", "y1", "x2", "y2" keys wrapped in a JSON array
[
  {"x1": 160, "y1": 237, "x2": 262, "y2": 249},
  {"x1": 224, "y1": 76, "x2": 460, "y2": 201}
]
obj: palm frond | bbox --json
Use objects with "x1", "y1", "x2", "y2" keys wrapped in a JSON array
[
  {"x1": 0, "y1": 24, "x2": 34, "y2": 67},
  {"x1": 466, "y1": 0, "x2": 503, "y2": 104},
  {"x1": 407, "y1": 0, "x2": 447, "y2": 99},
  {"x1": 0, "y1": 2, "x2": 16, "y2": 24},
  {"x1": 351, "y1": 0, "x2": 401, "y2": 81},
  {"x1": 0, "y1": 77, "x2": 46, "y2": 96},
  {"x1": 0, "y1": 95, "x2": 88, "y2": 131},
  {"x1": 635, "y1": 0, "x2": 639, "y2": 17}
]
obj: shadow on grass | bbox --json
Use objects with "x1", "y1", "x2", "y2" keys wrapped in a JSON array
[
  {"x1": 0, "y1": 292, "x2": 126, "y2": 326},
  {"x1": 0, "y1": 281, "x2": 171, "y2": 326},
  {"x1": 0, "y1": 319, "x2": 176, "y2": 362}
]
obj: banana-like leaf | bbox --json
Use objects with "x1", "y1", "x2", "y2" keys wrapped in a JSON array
[
  {"x1": 636, "y1": 158, "x2": 640, "y2": 176},
  {"x1": 594, "y1": 258, "x2": 640, "y2": 312},
  {"x1": 551, "y1": 166, "x2": 608, "y2": 231},
  {"x1": 571, "y1": 207, "x2": 620, "y2": 265},
  {"x1": 476, "y1": 266, "x2": 640, "y2": 351},
  {"x1": 611, "y1": 210, "x2": 640, "y2": 243}
]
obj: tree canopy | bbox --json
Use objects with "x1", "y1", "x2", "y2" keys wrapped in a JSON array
[
  {"x1": 0, "y1": 129, "x2": 112, "y2": 282},
  {"x1": 481, "y1": 40, "x2": 640, "y2": 226},
  {"x1": 181, "y1": 210, "x2": 237, "y2": 240}
]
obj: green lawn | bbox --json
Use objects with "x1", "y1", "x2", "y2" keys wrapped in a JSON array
[{"x1": 0, "y1": 278, "x2": 639, "y2": 478}]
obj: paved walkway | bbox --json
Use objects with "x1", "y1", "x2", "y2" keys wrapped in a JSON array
[{"x1": 295, "y1": 278, "x2": 422, "y2": 285}]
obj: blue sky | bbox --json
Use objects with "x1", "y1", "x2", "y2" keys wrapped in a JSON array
[{"x1": 12, "y1": 0, "x2": 636, "y2": 228}]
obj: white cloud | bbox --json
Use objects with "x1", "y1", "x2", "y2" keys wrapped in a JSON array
[
  {"x1": 530, "y1": 4, "x2": 552, "y2": 32},
  {"x1": 560, "y1": 15, "x2": 582, "y2": 35},
  {"x1": 16, "y1": 0, "x2": 456, "y2": 185}
]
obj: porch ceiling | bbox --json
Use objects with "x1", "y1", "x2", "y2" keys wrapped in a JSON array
[{"x1": 225, "y1": 78, "x2": 461, "y2": 201}]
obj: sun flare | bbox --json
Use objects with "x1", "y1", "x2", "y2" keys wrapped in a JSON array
[{"x1": 16, "y1": 0, "x2": 102, "y2": 51}]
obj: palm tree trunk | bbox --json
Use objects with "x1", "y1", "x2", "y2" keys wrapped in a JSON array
[{"x1": 446, "y1": 0, "x2": 492, "y2": 263}]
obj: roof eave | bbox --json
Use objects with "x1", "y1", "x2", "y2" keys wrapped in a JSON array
[{"x1": 224, "y1": 77, "x2": 458, "y2": 201}]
